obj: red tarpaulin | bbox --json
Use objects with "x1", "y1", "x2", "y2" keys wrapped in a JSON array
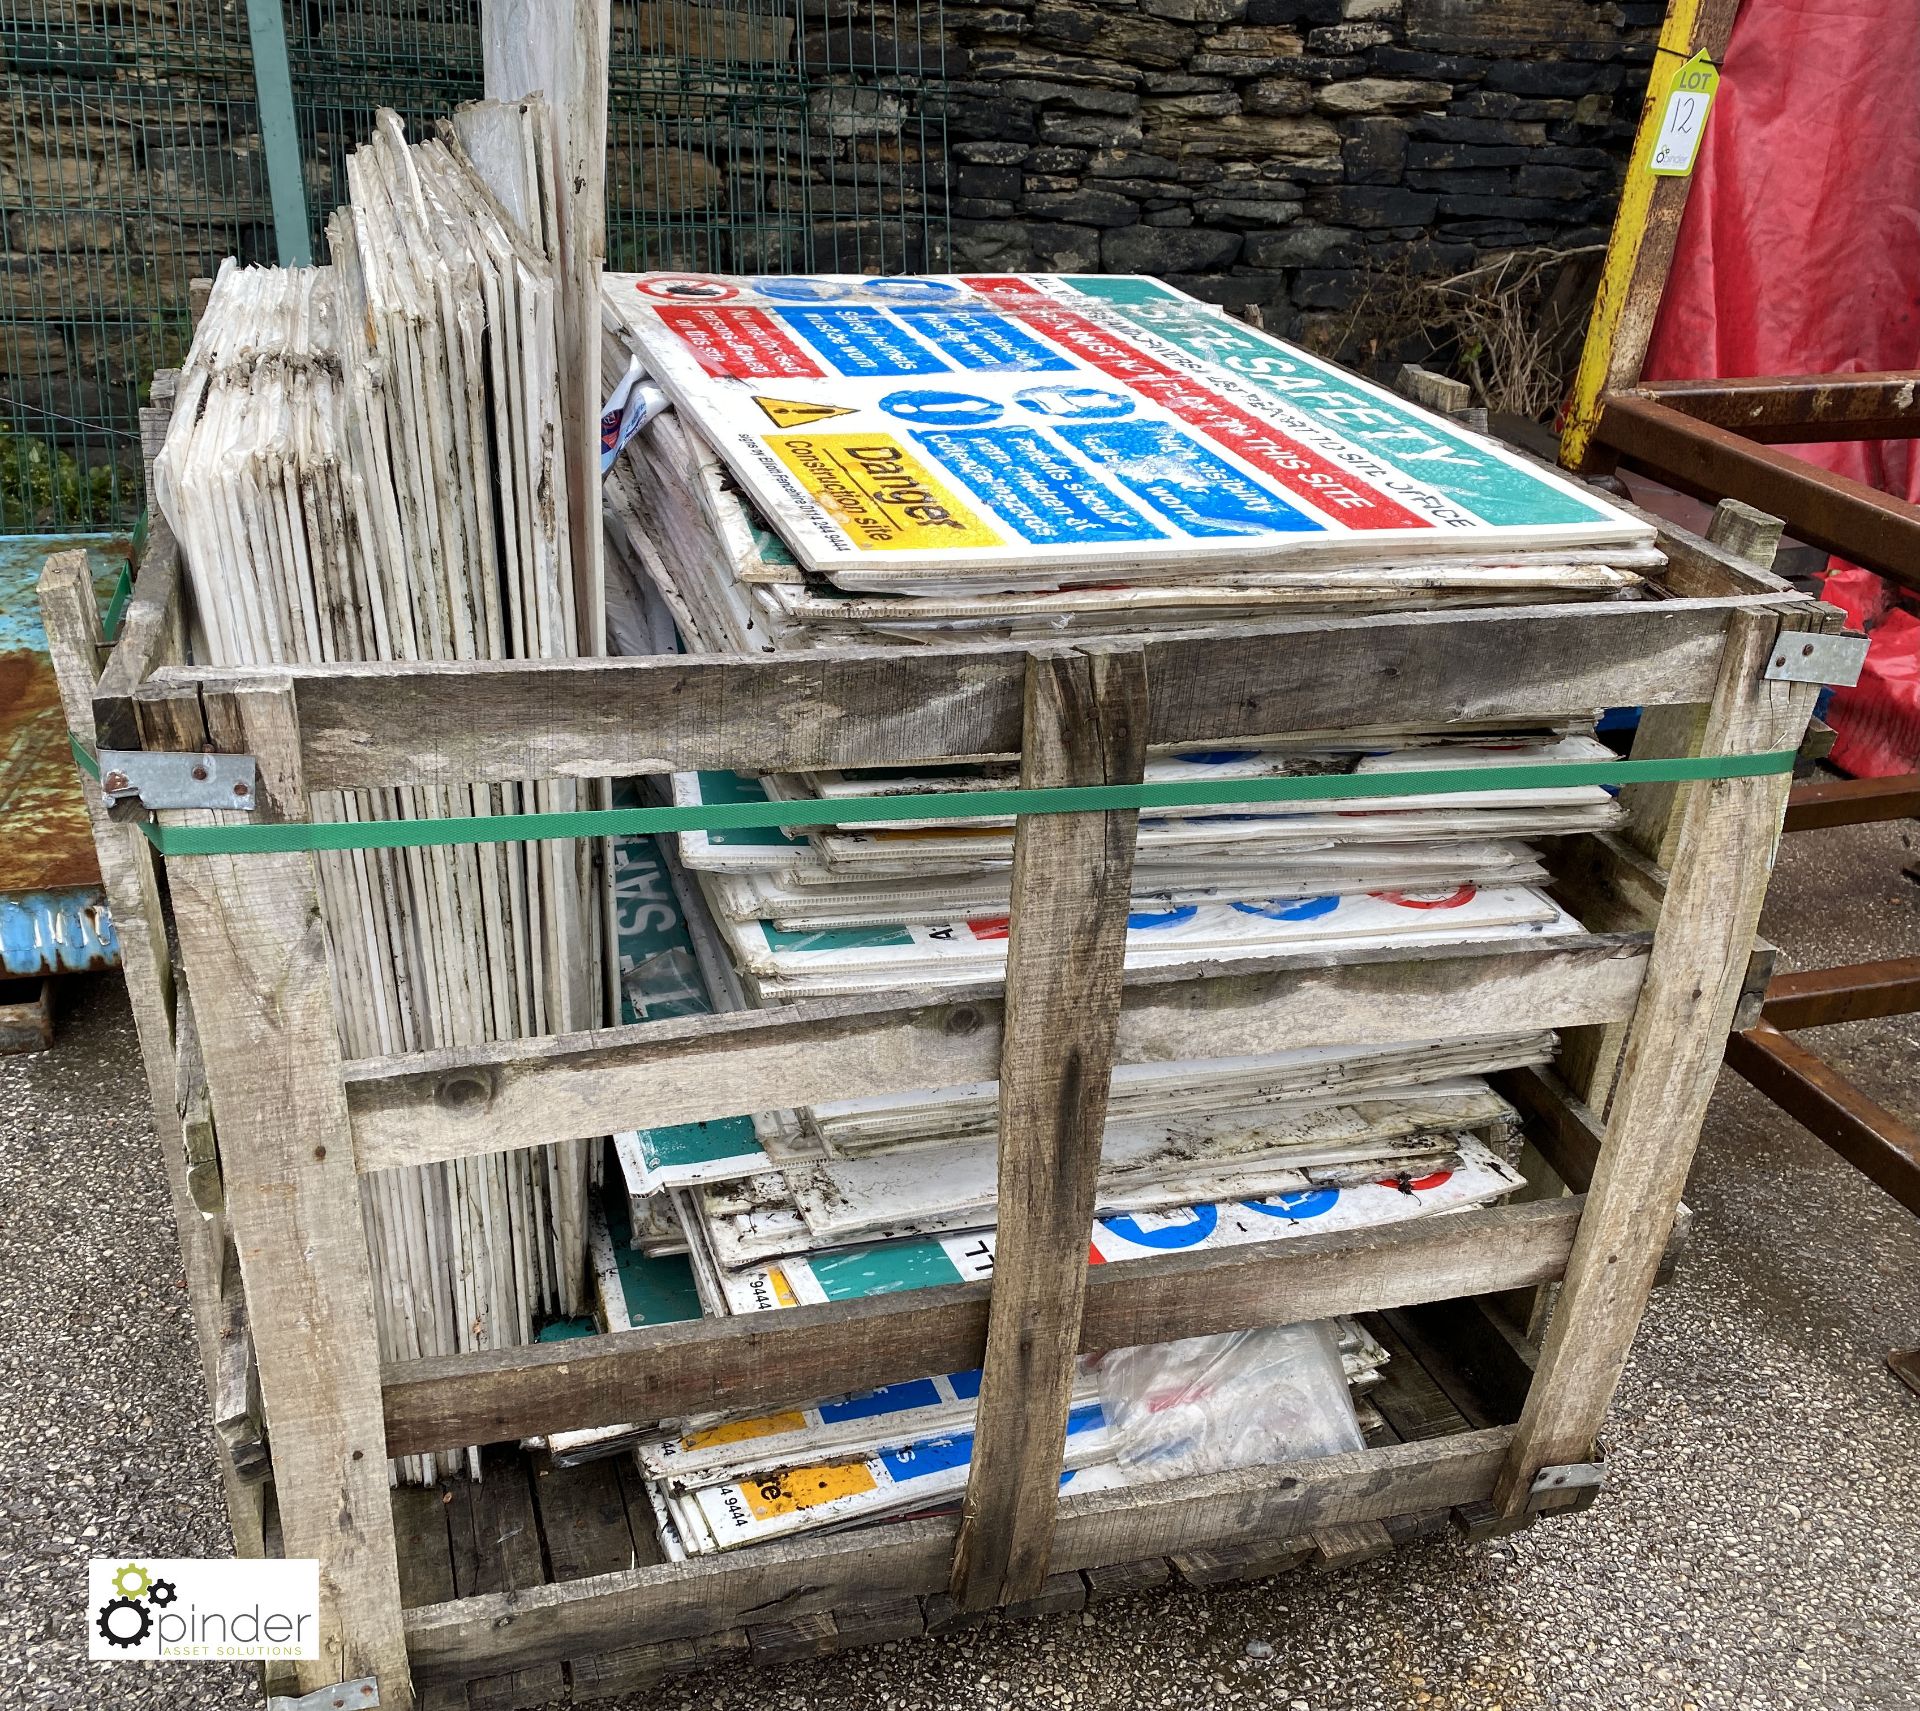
[{"x1": 1641, "y1": 0, "x2": 1920, "y2": 776}]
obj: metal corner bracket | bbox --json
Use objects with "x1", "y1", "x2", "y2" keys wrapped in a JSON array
[
  {"x1": 96, "y1": 748, "x2": 259, "y2": 812},
  {"x1": 267, "y1": 1680, "x2": 379, "y2": 1711},
  {"x1": 1528, "y1": 1460, "x2": 1605, "y2": 1503},
  {"x1": 1764, "y1": 631, "x2": 1870, "y2": 688}
]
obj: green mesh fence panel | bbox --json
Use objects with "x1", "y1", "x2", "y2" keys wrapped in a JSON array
[
  {"x1": 286, "y1": 0, "x2": 482, "y2": 252},
  {"x1": 0, "y1": 0, "x2": 948, "y2": 533},
  {"x1": 1, "y1": 0, "x2": 275, "y2": 530},
  {"x1": 795, "y1": 2, "x2": 951, "y2": 275}
]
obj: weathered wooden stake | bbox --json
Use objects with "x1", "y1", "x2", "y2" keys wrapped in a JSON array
[{"x1": 481, "y1": 0, "x2": 609, "y2": 655}]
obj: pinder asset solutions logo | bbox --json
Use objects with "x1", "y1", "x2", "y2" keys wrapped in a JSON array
[{"x1": 88, "y1": 1557, "x2": 320, "y2": 1661}]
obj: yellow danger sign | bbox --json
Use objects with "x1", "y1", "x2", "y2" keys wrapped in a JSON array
[
  {"x1": 754, "y1": 395, "x2": 858, "y2": 428},
  {"x1": 770, "y1": 434, "x2": 1003, "y2": 552}
]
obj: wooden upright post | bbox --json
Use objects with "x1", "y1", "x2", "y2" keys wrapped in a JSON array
[
  {"x1": 1565, "y1": 499, "x2": 1790, "y2": 1115},
  {"x1": 950, "y1": 646, "x2": 1149, "y2": 1611},
  {"x1": 158, "y1": 677, "x2": 413, "y2": 1704},
  {"x1": 37, "y1": 549, "x2": 267, "y2": 1560},
  {"x1": 1494, "y1": 606, "x2": 1828, "y2": 1513}
]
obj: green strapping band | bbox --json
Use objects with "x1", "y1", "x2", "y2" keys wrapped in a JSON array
[
  {"x1": 102, "y1": 565, "x2": 133, "y2": 644},
  {"x1": 67, "y1": 734, "x2": 1799, "y2": 858}
]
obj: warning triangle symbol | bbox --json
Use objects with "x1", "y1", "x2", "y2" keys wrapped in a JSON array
[{"x1": 755, "y1": 395, "x2": 857, "y2": 428}]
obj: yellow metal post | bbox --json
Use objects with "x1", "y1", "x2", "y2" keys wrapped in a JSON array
[{"x1": 1560, "y1": 0, "x2": 1743, "y2": 470}]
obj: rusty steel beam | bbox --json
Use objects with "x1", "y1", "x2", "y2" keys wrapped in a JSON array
[
  {"x1": 1760, "y1": 959, "x2": 1920, "y2": 1032},
  {"x1": 1638, "y1": 373, "x2": 1920, "y2": 443},
  {"x1": 1596, "y1": 392, "x2": 1920, "y2": 594},
  {"x1": 1725, "y1": 1021, "x2": 1920, "y2": 1219},
  {"x1": 1785, "y1": 772, "x2": 1920, "y2": 832}
]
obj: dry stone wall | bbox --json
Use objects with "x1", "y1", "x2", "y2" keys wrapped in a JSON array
[{"x1": 937, "y1": 0, "x2": 1661, "y2": 341}]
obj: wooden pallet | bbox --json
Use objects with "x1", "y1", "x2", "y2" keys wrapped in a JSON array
[
  {"x1": 38, "y1": 485, "x2": 1830, "y2": 1709},
  {"x1": 385, "y1": 1305, "x2": 1565, "y2": 1710}
]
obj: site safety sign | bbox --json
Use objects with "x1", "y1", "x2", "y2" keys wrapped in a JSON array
[{"x1": 605, "y1": 271, "x2": 1648, "y2": 585}]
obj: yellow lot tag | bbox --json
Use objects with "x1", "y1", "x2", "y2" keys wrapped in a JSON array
[
  {"x1": 742, "y1": 1458, "x2": 879, "y2": 1519},
  {"x1": 1650, "y1": 50, "x2": 1719, "y2": 177},
  {"x1": 770, "y1": 433, "x2": 1004, "y2": 551}
]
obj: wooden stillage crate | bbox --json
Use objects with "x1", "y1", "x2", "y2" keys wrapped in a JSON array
[{"x1": 40, "y1": 492, "x2": 1832, "y2": 1710}]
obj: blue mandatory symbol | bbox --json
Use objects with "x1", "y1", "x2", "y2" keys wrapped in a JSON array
[
  {"x1": 1014, "y1": 384, "x2": 1136, "y2": 420},
  {"x1": 1240, "y1": 1187, "x2": 1341, "y2": 1220},
  {"x1": 1058, "y1": 419, "x2": 1320, "y2": 539},
  {"x1": 1126, "y1": 904, "x2": 1199, "y2": 929},
  {"x1": 756, "y1": 277, "x2": 856, "y2": 301},
  {"x1": 861, "y1": 277, "x2": 962, "y2": 302},
  {"x1": 1231, "y1": 895, "x2": 1342, "y2": 921},
  {"x1": 881, "y1": 389, "x2": 1003, "y2": 425},
  {"x1": 1099, "y1": 1205, "x2": 1221, "y2": 1249}
]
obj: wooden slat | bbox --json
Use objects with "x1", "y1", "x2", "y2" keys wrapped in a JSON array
[
  {"x1": 128, "y1": 599, "x2": 1747, "y2": 790},
  {"x1": 828, "y1": 1597, "x2": 925, "y2": 1647},
  {"x1": 345, "y1": 932, "x2": 1654, "y2": 1174},
  {"x1": 1544, "y1": 830, "x2": 1668, "y2": 932},
  {"x1": 403, "y1": 1430, "x2": 1511, "y2": 1683},
  {"x1": 1493, "y1": 1064, "x2": 1604, "y2": 1192},
  {"x1": 1499, "y1": 1066, "x2": 1699, "y2": 1304},
  {"x1": 1494, "y1": 606, "x2": 1828, "y2": 1513},
  {"x1": 1596, "y1": 476, "x2": 1795, "y2": 596},
  {"x1": 1401, "y1": 1301, "x2": 1538, "y2": 1425},
  {"x1": 1310, "y1": 1521, "x2": 1395, "y2": 1570},
  {"x1": 747, "y1": 1610, "x2": 840, "y2": 1662},
  {"x1": 159, "y1": 678, "x2": 413, "y2": 1703},
  {"x1": 1169, "y1": 1539, "x2": 1315, "y2": 1587},
  {"x1": 1379, "y1": 1309, "x2": 1498, "y2": 1434},
  {"x1": 1362, "y1": 1318, "x2": 1476, "y2": 1445},
  {"x1": 952, "y1": 648, "x2": 1148, "y2": 1610},
  {"x1": 381, "y1": 1196, "x2": 1584, "y2": 1458},
  {"x1": 531, "y1": 1457, "x2": 642, "y2": 1582},
  {"x1": 1543, "y1": 829, "x2": 1774, "y2": 1035},
  {"x1": 211, "y1": 1246, "x2": 267, "y2": 1483},
  {"x1": 1082, "y1": 1558, "x2": 1171, "y2": 1600},
  {"x1": 134, "y1": 668, "x2": 210, "y2": 754},
  {"x1": 569, "y1": 1638, "x2": 697, "y2": 1700},
  {"x1": 139, "y1": 371, "x2": 176, "y2": 507},
  {"x1": 392, "y1": 1488, "x2": 458, "y2": 1610},
  {"x1": 1378, "y1": 1507, "x2": 1453, "y2": 1550},
  {"x1": 93, "y1": 509, "x2": 186, "y2": 748},
  {"x1": 456, "y1": 1454, "x2": 565, "y2": 1711},
  {"x1": 1556, "y1": 501, "x2": 1803, "y2": 1111}
]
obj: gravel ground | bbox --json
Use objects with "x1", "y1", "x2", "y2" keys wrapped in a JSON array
[{"x1": 4, "y1": 816, "x2": 1917, "y2": 1711}]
